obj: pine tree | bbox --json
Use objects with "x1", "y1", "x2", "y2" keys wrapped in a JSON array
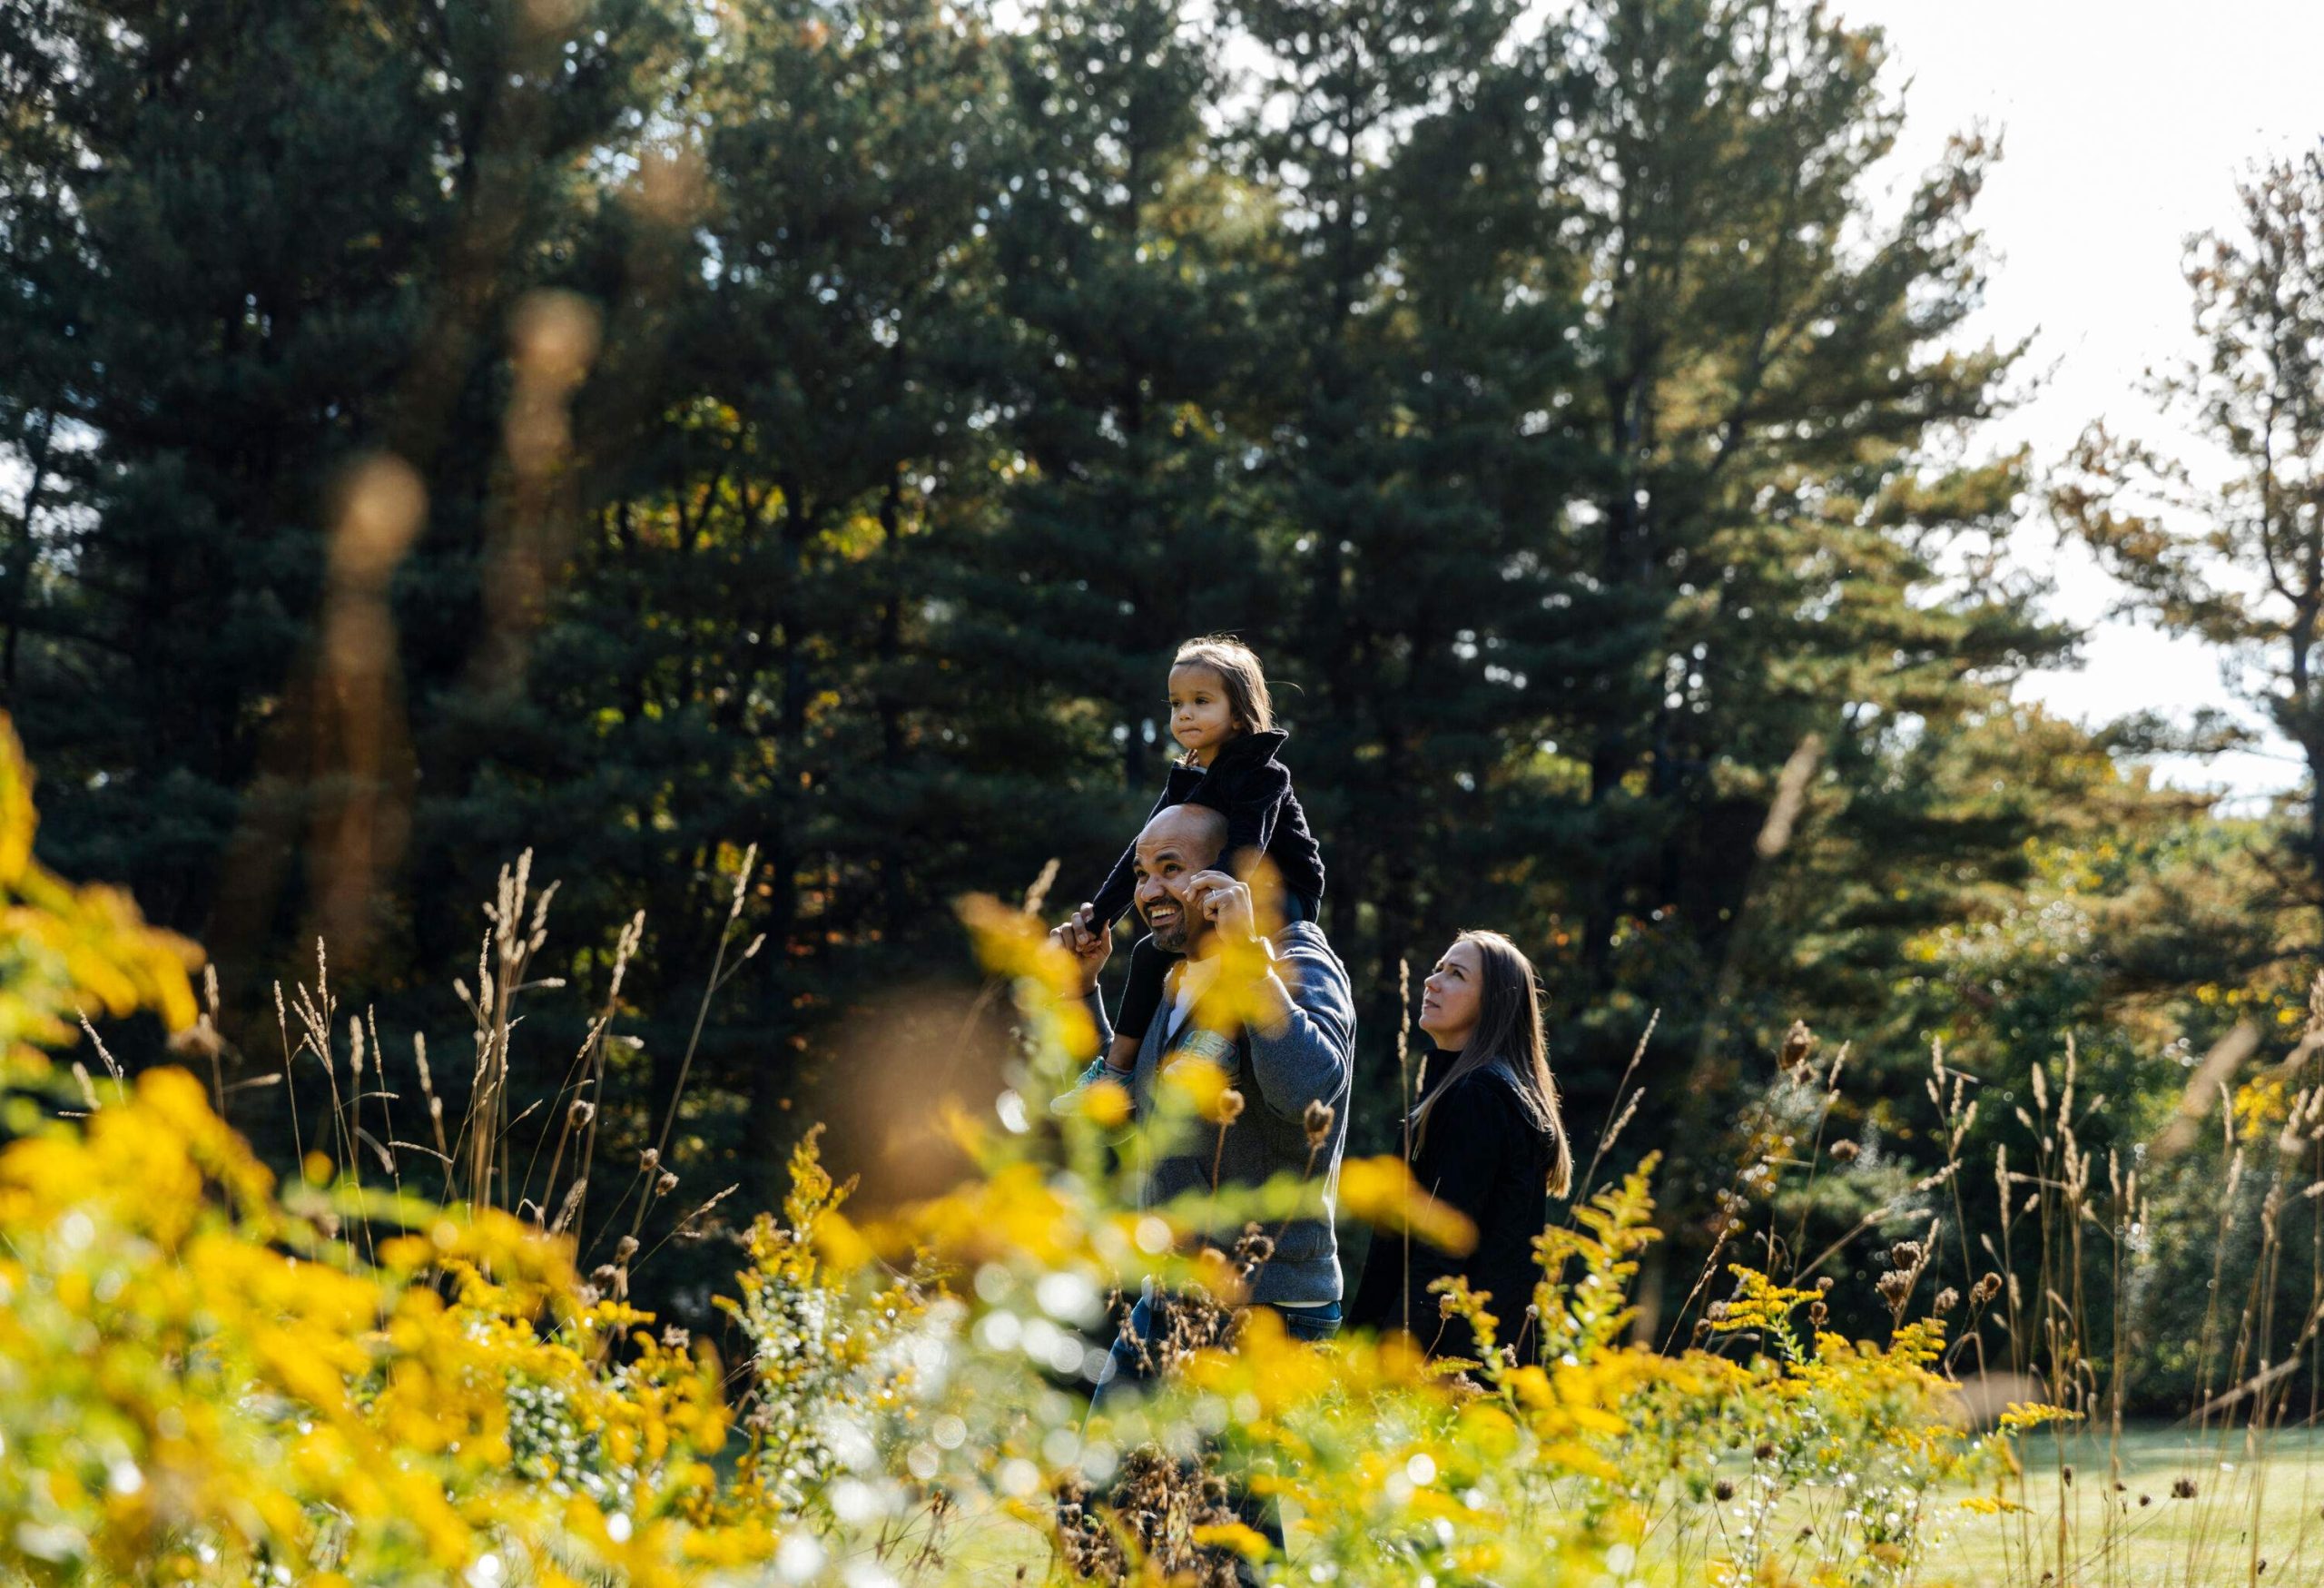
[
  {"x1": 1218, "y1": 0, "x2": 1592, "y2": 1080},
  {"x1": 1, "y1": 0, "x2": 683, "y2": 972},
  {"x1": 2053, "y1": 151, "x2": 2324, "y2": 938},
  {"x1": 457, "y1": 0, "x2": 1024, "y2": 1219},
  {"x1": 957, "y1": 0, "x2": 1282, "y2": 938},
  {"x1": 995, "y1": 0, "x2": 1258, "y2": 755},
  {"x1": 0, "y1": 2, "x2": 84, "y2": 713},
  {"x1": 1519, "y1": 0, "x2": 2071, "y2": 1086}
]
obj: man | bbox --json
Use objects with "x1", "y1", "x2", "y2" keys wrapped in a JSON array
[{"x1": 1054, "y1": 802, "x2": 1355, "y2": 1376}]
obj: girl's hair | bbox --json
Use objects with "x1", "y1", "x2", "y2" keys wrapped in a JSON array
[
  {"x1": 1172, "y1": 635, "x2": 1276, "y2": 735},
  {"x1": 1411, "y1": 930, "x2": 1573, "y2": 1198}
]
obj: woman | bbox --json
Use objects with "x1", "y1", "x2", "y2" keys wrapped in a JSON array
[{"x1": 1349, "y1": 930, "x2": 1572, "y2": 1366}]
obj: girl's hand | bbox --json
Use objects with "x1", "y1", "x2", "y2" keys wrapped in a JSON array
[{"x1": 1051, "y1": 903, "x2": 1112, "y2": 995}]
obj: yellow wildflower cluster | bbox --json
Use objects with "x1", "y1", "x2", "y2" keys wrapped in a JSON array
[
  {"x1": 1709, "y1": 1264, "x2": 1829, "y2": 1362},
  {"x1": 0, "y1": 716, "x2": 750, "y2": 1585},
  {"x1": 720, "y1": 1129, "x2": 956, "y2": 1521},
  {"x1": 2231, "y1": 1075, "x2": 2290, "y2": 1140},
  {"x1": 0, "y1": 716, "x2": 198, "y2": 1080},
  {"x1": 0, "y1": 1066, "x2": 742, "y2": 1586}
]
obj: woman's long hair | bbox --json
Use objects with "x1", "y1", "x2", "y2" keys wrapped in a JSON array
[{"x1": 1411, "y1": 929, "x2": 1573, "y2": 1197}]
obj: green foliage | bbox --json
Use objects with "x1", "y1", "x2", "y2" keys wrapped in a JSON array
[
  {"x1": 3, "y1": 0, "x2": 685, "y2": 943},
  {"x1": 2053, "y1": 148, "x2": 2324, "y2": 909},
  {"x1": 1535, "y1": 1152, "x2": 1663, "y2": 1361},
  {"x1": 5, "y1": 0, "x2": 2296, "y2": 1395}
]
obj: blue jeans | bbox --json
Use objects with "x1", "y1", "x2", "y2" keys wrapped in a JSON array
[
  {"x1": 1088, "y1": 1291, "x2": 1342, "y2": 1414},
  {"x1": 1084, "y1": 1290, "x2": 1337, "y2": 1577}
]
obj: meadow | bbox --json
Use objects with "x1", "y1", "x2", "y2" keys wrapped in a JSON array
[
  {"x1": 1934, "y1": 1425, "x2": 2324, "y2": 1585},
  {"x1": 7, "y1": 715, "x2": 2324, "y2": 1588},
  {"x1": 934, "y1": 1425, "x2": 2324, "y2": 1585}
]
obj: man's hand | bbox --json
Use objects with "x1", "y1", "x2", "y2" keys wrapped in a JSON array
[
  {"x1": 1051, "y1": 902, "x2": 1113, "y2": 996},
  {"x1": 1184, "y1": 871, "x2": 1259, "y2": 945}
]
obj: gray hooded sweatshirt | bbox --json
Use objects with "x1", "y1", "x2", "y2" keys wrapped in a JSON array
[{"x1": 1084, "y1": 919, "x2": 1356, "y2": 1307}]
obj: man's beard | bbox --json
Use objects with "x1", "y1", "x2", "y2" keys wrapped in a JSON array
[{"x1": 1146, "y1": 910, "x2": 1192, "y2": 953}]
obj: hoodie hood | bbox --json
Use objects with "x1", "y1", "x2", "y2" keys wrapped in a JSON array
[{"x1": 1203, "y1": 728, "x2": 1288, "y2": 769}]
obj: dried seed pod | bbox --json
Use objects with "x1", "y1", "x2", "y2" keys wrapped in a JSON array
[
  {"x1": 1888, "y1": 1240, "x2": 1923, "y2": 1269},
  {"x1": 1779, "y1": 1020, "x2": 1818, "y2": 1072},
  {"x1": 613, "y1": 1235, "x2": 639, "y2": 1263},
  {"x1": 656, "y1": 1169, "x2": 679, "y2": 1195},
  {"x1": 1934, "y1": 1287, "x2": 1960, "y2": 1316},
  {"x1": 1304, "y1": 1099, "x2": 1335, "y2": 1149},
  {"x1": 1214, "y1": 1088, "x2": 1246, "y2": 1125},
  {"x1": 1714, "y1": 1478, "x2": 1736, "y2": 1502},
  {"x1": 566, "y1": 1098, "x2": 595, "y2": 1128},
  {"x1": 1828, "y1": 1139, "x2": 1860, "y2": 1163}
]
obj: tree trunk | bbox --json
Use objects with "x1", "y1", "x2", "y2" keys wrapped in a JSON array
[
  {"x1": 2307, "y1": 736, "x2": 2324, "y2": 949},
  {"x1": 1, "y1": 410, "x2": 55, "y2": 703},
  {"x1": 877, "y1": 469, "x2": 910, "y2": 937}
]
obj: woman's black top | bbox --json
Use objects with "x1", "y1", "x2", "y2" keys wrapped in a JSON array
[
  {"x1": 1086, "y1": 729, "x2": 1325, "y2": 925},
  {"x1": 1347, "y1": 1063, "x2": 1557, "y2": 1366}
]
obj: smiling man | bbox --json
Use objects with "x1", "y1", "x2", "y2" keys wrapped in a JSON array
[{"x1": 1053, "y1": 802, "x2": 1356, "y2": 1345}]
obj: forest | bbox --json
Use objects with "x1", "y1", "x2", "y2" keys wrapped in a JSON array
[{"x1": 11, "y1": 0, "x2": 2324, "y2": 1438}]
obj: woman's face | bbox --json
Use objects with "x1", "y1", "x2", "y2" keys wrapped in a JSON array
[{"x1": 1419, "y1": 939, "x2": 1483, "y2": 1051}]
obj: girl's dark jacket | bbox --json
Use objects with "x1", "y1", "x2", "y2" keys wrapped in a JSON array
[
  {"x1": 1086, "y1": 729, "x2": 1325, "y2": 926},
  {"x1": 1347, "y1": 1062, "x2": 1559, "y2": 1366}
]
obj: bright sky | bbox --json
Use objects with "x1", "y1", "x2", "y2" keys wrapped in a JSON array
[{"x1": 1842, "y1": 0, "x2": 2324, "y2": 804}]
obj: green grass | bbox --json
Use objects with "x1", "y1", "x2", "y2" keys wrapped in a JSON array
[
  {"x1": 1924, "y1": 1423, "x2": 2324, "y2": 1587},
  {"x1": 1657, "y1": 1423, "x2": 2324, "y2": 1587},
  {"x1": 911, "y1": 1425, "x2": 2324, "y2": 1586}
]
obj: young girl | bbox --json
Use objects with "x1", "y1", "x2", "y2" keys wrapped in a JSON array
[{"x1": 1072, "y1": 636, "x2": 1326, "y2": 1077}]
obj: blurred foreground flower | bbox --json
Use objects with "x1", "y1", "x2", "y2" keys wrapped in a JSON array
[
  {"x1": 1338, "y1": 1154, "x2": 1477, "y2": 1256},
  {"x1": 0, "y1": 714, "x2": 199, "y2": 1079}
]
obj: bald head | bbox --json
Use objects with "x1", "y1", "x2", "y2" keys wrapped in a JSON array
[
  {"x1": 1131, "y1": 804, "x2": 1228, "y2": 952},
  {"x1": 1141, "y1": 802, "x2": 1227, "y2": 861}
]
